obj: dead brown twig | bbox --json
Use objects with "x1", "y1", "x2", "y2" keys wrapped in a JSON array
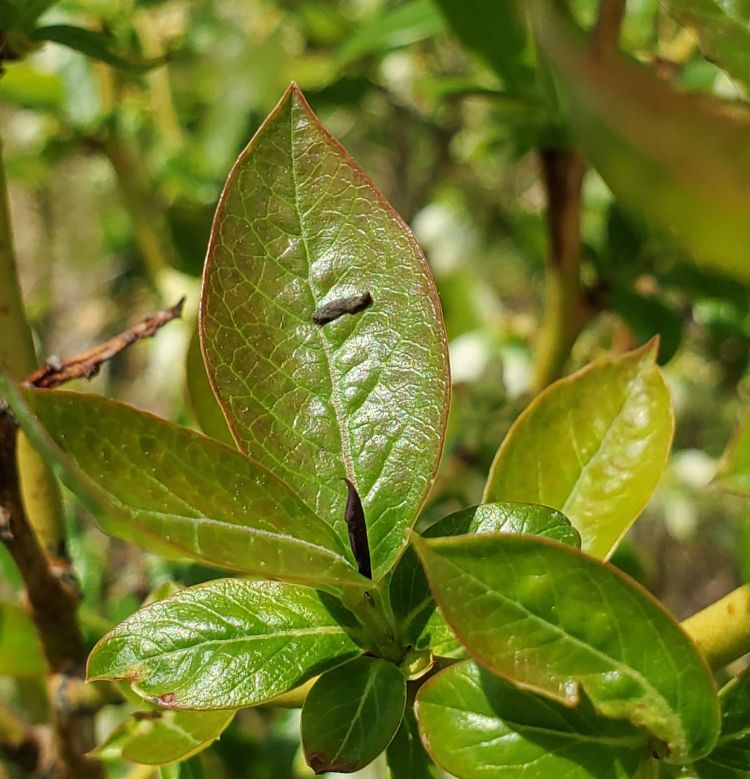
[{"x1": 24, "y1": 296, "x2": 185, "y2": 389}]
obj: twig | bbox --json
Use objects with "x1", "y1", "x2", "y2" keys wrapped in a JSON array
[
  {"x1": 24, "y1": 297, "x2": 185, "y2": 389},
  {"x1": 591, "y1": 0, "x2": 627, "y2": 60}
]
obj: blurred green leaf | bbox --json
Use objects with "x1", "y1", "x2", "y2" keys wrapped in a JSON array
[
  {"x1": 0, "y1": 602, "x2": 46, "y2": 677},
  {"x1": 532, "y1": 3, "x2": 750, "y2": 284},
  {"x1": 484, "y1": 342, "x2": 674, "y2": 559},
  {"x1": 390, "y1": 502, "x2": 579, "y2": 656},
  {"x1": 93, "y1": 708, "x2": 233, "y2": 765},
  {"x1": 431, "y1": 0, "x2": 536, "y2": 95},
  {"x1": 717, "y1": 412, "x2": 750, "y2": 496},
  {"x1": 29, "y1": 25, "x2": 166, "y2": 73},
  {"x1": 88, "y1": 579, "x2": 362, "y2": 709},
  {"x1": 201, "y1": 83, "x2": 450, "y2": 580},
  {"x1": 0, "y1": 62, "x2": 63, "y2": 108},
  {"x1": 301, "y1": 656, "x2": 406, "y2": 774},
  {"x1": 387, "y1": 706, "x2": 437, "y2": 779},
  {"x1": 664, "y1": 1, "x2": 750, "y2": 91},
  {"x1": 0, "y1": 379, "x2": 364, "y2": 588},
  {"x1": 337, "y1": 0, "x2": 446, "y2": 64},
  {"x1": 412, "y1": 533, "x2": 720, "y2": 763},
  {"x1": 416, "y1": 659, "x2": 646, "y2": 779}
]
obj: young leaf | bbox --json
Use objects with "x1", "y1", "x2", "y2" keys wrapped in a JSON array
[
  {"x1": 0, "y1": 601, "x2": 47, "y2": 677},
  {"x1": 416, "y1": 660, "x2": 646, "y2": 779},
  {"x1": 93, "y1": 709, "x2": 233, "y2": 765},
  {"x1": 691, "y1": 668, "x2": 750, "y2": 778},
  {"x1": 390, "y1": 502, "x2": 580, "y2": 655},
  {"x1": 301, "y1": 656, "x2": 406, "y2": 774},
  {"x1": 386, "y1": 706, "x2": 437, "y2": 779},
  {"x1": 412, "y1": 533, "x2": 720, "y2": 764},
  {"x1": 484, "y1": 342, "x2": 673, "y2": 559},
  {"x1": 716, "y1": 412, "x2": 750, "y2": 496},
  {"x1": 88, "y1": 579, "x2": 362, "y2": 709},
  {"x1": 3, "y1": 383, "x2": 365, "y2": 588},
  {"x1": 200, "y1": 83, "x2": 450, "y2": 580},
  {"x1": 531, "y1": 3, "x2": 750, "y2": 284}
]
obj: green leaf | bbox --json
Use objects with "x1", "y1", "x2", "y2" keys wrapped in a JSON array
[
  {"x1": 484, "y1": 342, "x2": 674, "y2": 559},
  {"x1": 716, "y1": 412, "x2": 750, "y2": 496},
  {"x1": 337, "y1": 0, "x2": 446, "y2": 64},
  {"x1": 301, "y1": 656, "x2": 406, "y2": 774},
  {"x1": 416, "y1": 659, "x2": 646, "y2": 779},
  {"x1": 386, "y1": 706, "x2": 438, "y2": 779},
  {"x1": 692, "y1": 669, "x2": 750, "y2": 778},
  {"x1": 200, "y1": 83, "x2": 450, "y2": 580},
  {"x1": 431, "y1": 0, "x2": 536, "y2": 96},
  {"x1": 0, "y1": 601, "x2": 47, "y2": 677},
  {"x1": 29, "y1": 25, "x2": 165, "y2": 73},
  {"x1": 88, "y1": 579, "x2": 362, "y2": 709},
  {"x1": 412, "y1": 533, "x2": 720, "y2": 763},
  {"x1": 531, "y1": 3, "x2": 750, "y2": 284},
  {"x1": 0, "y1": 380, "x2": 364, "y2": 588},
  {"x1": 664, "y1": 1, "x2": 750, "y2": 91},
  {"x1": 390, "y1": 502, "x2": 580, "y2": 655},
  {"x1": 185, "y1": 327, "x2": 233, "y2": 446},
  {"x1": 160, "y1": 756, "x2": 205, "y2": 779},
  {"x1": 93, "y1": 708, "x2": 233, "y2": 765},
  {"x1": 0, "y1": 62, "x2": 63, "y2": 109}
]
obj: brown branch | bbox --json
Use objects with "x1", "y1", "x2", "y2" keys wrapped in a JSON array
[
  {"x1": 591, "y1": 0, "x2": 627, "y2": 60},
  {"x1": 0, "y1": 411, "x2": 102, "y2": 778},
  {"x1": 24, "y1": 297, "x2": 185, "y2": 389}
]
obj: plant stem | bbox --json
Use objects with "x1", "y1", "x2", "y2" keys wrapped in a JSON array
[
  {"x1": 682, "y1": 584, "x2": 750, "y2": 671},
  {"x1": 341, "y1": 584, "x2": 403, "y2": 664}
]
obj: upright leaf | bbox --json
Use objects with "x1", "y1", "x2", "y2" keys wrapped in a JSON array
[
  {"x1": 201, "y1": 83, "x2": 450, "y2": 579},
  {"x1": 413, "y1": 534, "x2": 720, "y2": 763},
  {"x1": 386, "y1": 707, "x2": 438, "y2": 779},
  {"x1": 0, "y1": 380, "x2": 363, "y2": 588},
  {"x1": 390, "y1": 502, "x2": 580, "y2": 655},
  {"x1": 301, "y1": 656, "x2": 406, "y2": 774},
  {"x1": 484, "y1": 342, "x2": 673, "y2": 559},
  {"x1": 716, "y1": 412, "x2": 750, "y2": 496},
  {"x1": 532, "y1": 3, "x2": 750, "y2": 284},
  {"x1": 88, "y1": 579, "x2": 362, "y2": 710},
  {"x1": 416, "y1": 660, "x2": 646, "y2": 779}
]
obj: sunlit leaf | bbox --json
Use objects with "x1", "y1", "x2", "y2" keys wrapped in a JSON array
[
  {"x1": 0, "y1": 378, "x2": 364, "y2": 588},
  {"x1": 0, "y1": 601, "x2": 46, "y2": 677},
  {"x1": 88, "y1": 579, "x2": 362, "y2": 709},
  {"x1": 416, "y1": 660, "x2": 646, "y2": 779},
  {"x1": 413, "y1": 533, "x2": 720, "y2": 763},
  {"x1": 201, "y1": 83, "x2": 450, "y2": 579},
  {"x1": 531, "y1": 3, "x2": 750, "y2": 284},
  {"x1": 0, "y1": 62, "x2": 63, "y2": 109},
  {"x1": 301, "y1": 656, "x2": 406, "y2": 774},
  {"x1": 484, "y1": 342, "x2": 673, "y2": 559}
]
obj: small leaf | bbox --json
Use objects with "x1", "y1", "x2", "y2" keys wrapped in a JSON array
[
  {"x1": 93, "y1": 708, "x2": 233, "y2": 765},
  {"x1": 201, "y1": 83, "x2": 450, "y2": 580},
  {"x1": 390, "y1": 502, "x2": 580, "y2": 655},
  {"x1": 412, "y1": 533, "x2": 720, "y2": 763},
  {"x1": 692, "y1": 668, "x2": 750, "y2": 778},
  {"x1": 386, "y1": 706, "x2": 438, "y2": 779},
  {"x1": 301, "y1": 656, "x2": 406, "y2": 774},
  {"x1": 1, "y1": 381, "x2": 365, "y2": 588},
  {"x1": 484, "y1": 342, "x2": 674, "y2": 559},
  {"x1": 0, "y1": 601, "x2": 47, "y2": 677},
  {"x1": 416, "y1": 659, "x2": 646, "y2": 779},
  {"x1": 0, "y1": 62, "x2": 63, "y2": 109},
  {"x1": 716, "y1": 412, "x2": 750, "y2": 496},
  {"x1": 531, "y1": 3, "x2": 750, "y2": 284},
  {"x1": 29, "y1": 25, "x2": 165, "y2": 73},
  {"x1": 88, "y1": 579, "x2": 362, "y2": 709}
]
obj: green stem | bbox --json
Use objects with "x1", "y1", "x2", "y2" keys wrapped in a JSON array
[
  {"x1": 0, "y1": 135, "x2": 66, "y2": 558},
  {"x1": 341, "y1": 584, "x2": 403, "y2": 664},
  {"x1": 681, "y1": 584, "x2": 750, "y2": 671}
]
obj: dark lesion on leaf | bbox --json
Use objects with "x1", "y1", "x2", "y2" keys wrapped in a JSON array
[
  {"x1": 313, "y1": 291, "x2": 372, "y2": 325},
  {"x1": 343, "y1": 478, "x2": 372, "y2": 579}
]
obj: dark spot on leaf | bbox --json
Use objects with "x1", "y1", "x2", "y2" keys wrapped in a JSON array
[
  {"x1": 157, "y1": 692, "x2": 177, "y2": 707},
  {"x1": 307, "y1": 753, "x2": 357, "y2": 775},
  {"x1": 313, "y1": 291, "x2": 372, "y2": 325},
  {"x1": 132, "y1": 710, "x2": 162, "y2": 721}
]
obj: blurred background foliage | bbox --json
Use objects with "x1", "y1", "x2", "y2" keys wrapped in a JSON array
[{"x1": 3, "y1": 0, "x2": 750, "y2": 776}]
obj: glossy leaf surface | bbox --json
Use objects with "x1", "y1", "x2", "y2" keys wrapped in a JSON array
[
  {"x1": 301, "y1": 656, "x2": 406, "y2": 774},
  {"x1": 416, "y1": 660, "x2": 646, "y2": 779},
  {"x1": 93, "y1": 709, "x2": 233, "y2": 765},
  {"x1": 532, "y1": 3, "x2": 750, "y2": 283},
  {"x1": 390, "y1": 502, "x2": 579, "y2": 655},
  {"x1": 413, "y1": 534, "x2": 720, "y2": 763},
  {"x1": 11, "y1": 386, "x2": 363, "y2": 588},
  {"x1": 88, "y1": 579, "x2": 362, "y2": 709},
  {"x1": 484, "y1": 342, "x2": 673, "y2": 559},
  {"x1": 201, "y1": 83, "x2": 450, "y2": 580},
  {"x1": 386, "y1": 706, "x2": 437, "y2": 779}
]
